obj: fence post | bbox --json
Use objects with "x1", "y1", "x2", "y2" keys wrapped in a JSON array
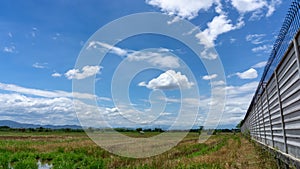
[
  {"x1": 274, "y1": 71, "x2": 288, "y2": 153},
  {"x1": 257, "y1": 96, "x2": 263, "y2": 142},
  {"x1": 260, "y1": 94, "x2": 267, "y2": 145},
  {"x1": 264, "y1": 83, "x2": 274, "y2": 147},
  {"x1": 293, "y1": 37, "x2": 300, "y2": 77},
  {"x1": 254, "y1": 104, "x2": 258, "y2": 140}
]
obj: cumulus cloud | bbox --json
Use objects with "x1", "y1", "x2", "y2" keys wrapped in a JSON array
[
  {"x1": 145, "y1": 0, "x2": 216, "y2": 20},
  {"x1": 231, "y1": 0, "x2": 267, "y2": 13},
  {"x1": 51, "y1": 72, "x2": 62, "y2": 77},
  {"x1": 252, "y1": 61, "x2": 267, "y2": 68},
  {"x1": 144, "y1": 0, "x2": 246, "y2": 60},
  {"x1": 197, "y1": 14, "x2": 244, "y2": 49},
  {"x1": 127, "y1": 50, "x2": 180, "y2": 68},
  {"x1": 64, "y1": 65, "x2": 102, "y2": 80},
  {"x1": 202, "y1": 74, "x2": 218, "y2": 80},
  {"x1": 236, "y1": 68, "x2": 258, "y2": 79},
  {"x1": 139, "y1": 70, "x2": 194, "y2": 90},
  {"x1": 0, "y1": 82, "x2": 118, "y2": 127},
  {"x1": 87, "y1": 41, "x2": 127, "y2": 56},
  {"x1": 196, "y1": 14, "x2": 244, "y2": 59},
  {"x1": 0, "y1": 93, "x2": 77, "y2": 125},
  {"x1": 231, "y1": 0, "x2": 281, "y2": 18},
  {"x1": 0, "y1": 80, "x2": 257, "y2": 128}
]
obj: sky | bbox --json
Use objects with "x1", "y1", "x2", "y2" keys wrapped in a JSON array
[{"x1": 0, "y1": 0, "x2": 291, "y2": 129}]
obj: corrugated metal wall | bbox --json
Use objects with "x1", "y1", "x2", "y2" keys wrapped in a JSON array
[
  {"x1": 241, "y1": 2, "x2": 300, "y2": 165},
  {"x1": 241, "y1": 33, "x2": 300, "y2": 160}
]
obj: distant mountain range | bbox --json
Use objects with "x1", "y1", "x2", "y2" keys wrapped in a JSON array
[
  {"x1": 0, "y1": 120, "x2": 82, "y2": 129},
  {"x1": 0, "y1": 120, "x2": 236, "y2": 130}
]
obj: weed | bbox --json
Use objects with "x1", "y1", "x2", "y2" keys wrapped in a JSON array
[{"x1": 13, "y1": 159, "x2": 38, "y2": 169}]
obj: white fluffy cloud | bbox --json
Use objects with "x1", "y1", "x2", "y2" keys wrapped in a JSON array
[
  {"x1": 145, "y1": 0, "x2": 216, "y2": 20},
  {"x1": 196, "y1": 14, "x2": 244, "y2": 59},
  {"x1": 236, "y1": 68, "x2": 258, "y2": 79},
  {"x1": 51, "y1": 72, "x2": 62, "y2": 77},
  {"x1": 231, "y1": 0, "x2": 266, "y2": 13},
  {"x1": 231, "y1": 0, "x2": 281, "y2": 18},
  {"x1": 0, "y1": 82, "x2": 124, "y2": 127},
  {"x1": 202, "y1": 74, "x2": 218, "y2": 80},
  {"x1": 139, "y1": 70, "x2": 194, "y2": 90},
  {"x1": 148, "y1": 0, "x2": 244, "y2": 58},
  {"x1": 252, "y1": 61, "x2": 267, "y2": 68},
  {"x1": 0, "y1": 80, "x2": 258, "y2": 128},
  {"x1": 64, "y1": 65, "x2": 101, "y2": 80},
  {"x1": 0, "y1": 93, "x2": 77, "y2": 125},
  {"x1": 127, "y1": 50, "x2": 180, "y2": 68}
]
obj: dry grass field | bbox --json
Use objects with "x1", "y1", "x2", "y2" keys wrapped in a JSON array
[{"x1": 0, "y1": 131, "x2": 278, "y2": 169}]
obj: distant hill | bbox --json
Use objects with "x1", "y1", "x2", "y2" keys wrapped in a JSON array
[{"x1": 0, "y1": 120, "x2": 82, "y2": 129}]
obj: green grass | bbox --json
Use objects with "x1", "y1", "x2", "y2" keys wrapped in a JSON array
[{"x1": 0, "y1": 131, "x2": 278, "y2": 169}]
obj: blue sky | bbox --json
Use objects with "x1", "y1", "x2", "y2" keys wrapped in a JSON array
[{"x1": 0, "y1": 0, "x2": 290, "y2": 129}]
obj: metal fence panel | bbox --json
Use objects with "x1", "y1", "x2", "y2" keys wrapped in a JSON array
[{"x1": 241, "y1": 0, "x2": 300, "y2": 164}]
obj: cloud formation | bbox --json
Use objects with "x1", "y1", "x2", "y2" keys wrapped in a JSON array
[
  {"x1": 246, "y1": 34, "x2": 266, "y2": 44},
  {"x1": 87, "y1": 41, "x2": 180, "y2": 68},
  {"x1": 236, "y1": 68, "x2": 258, "y2": 79},
  {"x1": 0, "y1": 82, "x2": 95, "y2": 100},
  {"x1": 127, "y1": 50, "x2": 180, "y2": 68},
  {"x1": 252, "y1": 61, "x2": 267, "y2": 68},
  {"x1": 3, "y1": 46, "x2": 16, "y2": 53},
  {"x1": 64, "y1": 65, "x2": 102, "y2": 80},
  {"x1": 196, "y1": 14, "x2": 244, "y2": 49},
  {"x1": 0, "y1": 93, "x2": 77, "y2": 125},
  {"x1": 145, "y1": 0, "x2": 216, "y2": 20},
  {"x1": 252, "y1": 44, "x2": 272, "y2": 53},
  {"x1": 51, "y1": 72, "x2": 62, "y2": 77},
  {"x1": 87, "y1": 41, "x2": 127, "y2": 56},
  {"x1": 230, "y1": 0, "x2": 281, "y2": 18},
  {"x1": 32, "y1": 62, "x2": 48, "y2": 69},
  {"x1": 202, "y1": 74, "x2": 218, "y2": 80},
  {"x1": 139, "y1": 70, "x2": 194, "y2": 90}
]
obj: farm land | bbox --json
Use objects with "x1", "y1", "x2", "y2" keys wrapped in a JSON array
[{"x1": 0, "y1": 129, "x2": 279, "y2": 169}]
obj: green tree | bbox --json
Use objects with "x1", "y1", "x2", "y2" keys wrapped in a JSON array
[{"x1": 136, "y1": 128, "x2": 142, "y2": 132}]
